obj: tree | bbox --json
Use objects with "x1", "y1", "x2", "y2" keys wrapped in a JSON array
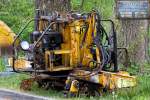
[
  {"x1": 36, "y1": 0, "x2": 71, "y2": 15},
  {"x1": 119, "y1": 20, "x2": 149, "y2": 66}
]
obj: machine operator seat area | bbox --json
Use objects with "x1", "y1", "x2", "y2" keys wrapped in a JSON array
[
  {"x1": 43, "y1": 31, "x2": 72, "y2": 72},
  {"x1": 42, "y1": 31, "x2": 63, "y2": 50}
]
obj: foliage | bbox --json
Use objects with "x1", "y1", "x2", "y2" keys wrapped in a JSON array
[
  {"x1": 0, "y1": 0, "x2": 34, "y2": 38},
  {"x1": 0, "y1": 58, "x2": 6, "y2": 71},
  {"x1": 0, "y1": 73, "x2": 28, "y2": 89},
  {"x1": 0, "y1": 0, "x2": 115, "y2": 40},
  {"x1": 72, "y1": 0, "x2": 115, "y2": 19}
]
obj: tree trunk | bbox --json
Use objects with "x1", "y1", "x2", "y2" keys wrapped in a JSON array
[
  {"x1": 35, "y1": 0, "x2": 72, "y2": 31},
  {"x1": 119, "y1": 20, "x2": 149, "y2": 66},
  {"x1": 145, "y1": 20, "x2": 150, "y2": 63},
  {"x1": 36, "y1": 0, "x2": 71, "y2": 16}
]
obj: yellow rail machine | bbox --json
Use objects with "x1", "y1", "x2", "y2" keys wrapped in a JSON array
[{"x1": 11, "y1": 0, "x2": 136, "y2": 97}]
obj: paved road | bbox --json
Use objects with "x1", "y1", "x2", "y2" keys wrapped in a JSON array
[{"x1": 0, "y1": 89, "x2": 52, "y2": 100}]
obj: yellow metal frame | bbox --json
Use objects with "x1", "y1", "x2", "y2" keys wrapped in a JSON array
[
  {"x1": 45, "y1": 50, "x2": 72, "y2": 71},
  {"x1": 39, "y1": 12, "x2": 100, "y2": 71}
]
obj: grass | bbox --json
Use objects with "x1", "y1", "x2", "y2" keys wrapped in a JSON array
[
  {"x1": 0, "y1": 58, "x2": 7, "y2": 72},
  {"x1": 116, "y1": 75, "x2": 150, "y2": 100},
  {"x1": 0, "y1": 72, "x2": 150, "y2": 100}
]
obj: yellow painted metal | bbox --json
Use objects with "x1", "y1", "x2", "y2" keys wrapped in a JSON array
[
  {"x1": 37, "y1": 11, "x2": 136, "y2": 90},
  {"x1": 96, "y1": 47, "x2": 101, "y2": 64},
  {"x1": 70, "y1": 20, "x2": 83, "y2": 67},
  {"x1": 52, "y1": 50, "x2": 71, "y2": 54},
  {"x1": 70, "y1": 80, "x2": 79, "y2": 93},
  {"x1": 8, "y1": 58, "x2": 32, "y2": 70},
  {"x1": 61, "y1": 23, "x2": 71, "y2": 67},
  {"x1": 98, "y1": 71, "x2": 136, "y2": 90},
  {"x1": 41, "y1": 11, "x2": 101, "y2": 71},
  {"x1": 45, "y1": 50, "x2": 72, "y2": 71},
  {"x1": 0, "y1": 20, "x2": 15, "y2": 47},
  {"x1": 50, "y1": 67, "x2": 73, "y2": 72},
  {"x1": 70, "y1": 70, "x2": 136, "y2": 90},
  {"x1": 81, "y1": 14, "x2": 95, "y2": 67}
]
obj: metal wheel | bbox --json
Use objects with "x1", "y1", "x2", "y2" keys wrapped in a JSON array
[{"x1": 79, "y1": 82, "x2": 102, "y2": 97}]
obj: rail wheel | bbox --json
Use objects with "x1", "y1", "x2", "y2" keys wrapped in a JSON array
[{"x1": 79, "y1": 82, "x2": 102, "y2": 97}]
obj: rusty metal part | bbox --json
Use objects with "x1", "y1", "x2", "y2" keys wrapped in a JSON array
[
  {"x1": 20, "y1": 78, "x2": 35, "y2": 91},
  {"x1": 78, "y1": 82, "x2": 102, "y2": 97}
]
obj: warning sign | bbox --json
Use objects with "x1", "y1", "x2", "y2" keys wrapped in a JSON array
[{"x1": 116, "y1": 0, "x2": 150, "y2": 19}]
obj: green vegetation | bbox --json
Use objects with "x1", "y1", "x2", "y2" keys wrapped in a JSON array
[
  {"x1": 0, "y1": 0, "x2": 34, "y2": 41},
  {"x1": 0, "y1": 58, "x2": 6, "y2": 72},
  {"x1": 0, "y1": 0, "x2": 150, "y2": 100},
  {"x1": 117, "y1": 75, "x2": 150, "y2": 100},
  {"x1": 0, "y1": 73, "x2": 28, "y2": 89},
  {"x1": 0, "y1": 0, "x2": 34, "y2": 33},
  {"x1": 0, "y1": 0, "x2": 114, "y2": 40},
  {"x1": 0, "y1": 73, "x2": 150, "y2": 100},
  {"x1": 0, "y1": 0, "x2": 114, "y2": 32},
  {"x1": 72, "y1": 0, "x2": 114, "y2": 19}
]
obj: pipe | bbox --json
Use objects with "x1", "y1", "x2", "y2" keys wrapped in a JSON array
[
  {"x1": 12, "y1": 19, "x2": 34, "y2": 72},
  {"x1": 100, "y1": 20, "x2": 118, "y2": 72}
]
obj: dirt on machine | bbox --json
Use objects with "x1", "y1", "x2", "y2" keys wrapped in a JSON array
[{"x1": 0, "y1": 0, "x2": 136, "y2": 97}]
